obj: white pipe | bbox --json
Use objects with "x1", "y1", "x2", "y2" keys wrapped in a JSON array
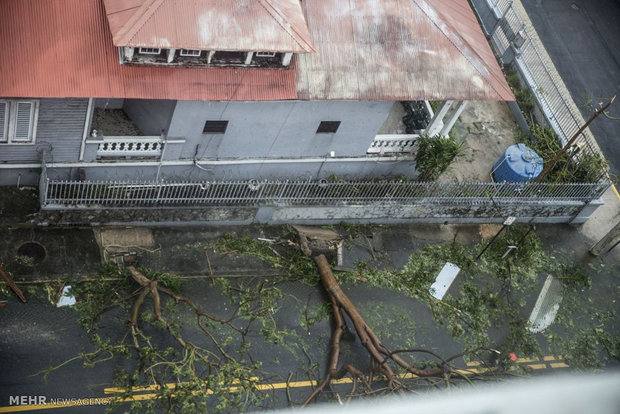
[
  {"x1": 79, "y1": 98, "x2": 94, "y2": 161},
  {"x1": 0, "y1": 155, "x2": 416, "y2": 170}
]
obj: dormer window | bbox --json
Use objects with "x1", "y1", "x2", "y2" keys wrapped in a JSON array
[
  {"x1": 120, "y1": 47, "x2": 294, "y2": 68},
  {"x1": 138, "y1": 48, "x2": 161, "y2": 55},
  {"x1": 180, "y1": 49, "x2": 201, "y2": 57}
]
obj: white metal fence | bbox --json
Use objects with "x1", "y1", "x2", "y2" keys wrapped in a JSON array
[
  {"x1": 471, "y1": 0, "x2": 603, "y2": 163},
  {"x1": 41, "y1": 178, "x2": 608, "y2": 208}
]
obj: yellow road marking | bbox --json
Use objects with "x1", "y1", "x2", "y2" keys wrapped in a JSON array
[
  {"x1": 516, "y1": 357, "x2": 537, "y2": 363},
  {"x1": 104, "y1": 377, "x2": 260, "y2": 394},
  {"x1": 0, "y1": 355, "x2": 567, "y2": 413},
  {"x1": 612, "y1": 185, "x2": 620, "y2": 200}
]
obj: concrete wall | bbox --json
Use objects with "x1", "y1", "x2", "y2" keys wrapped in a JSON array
[
  {"x1": 37, "y1": 199, "x2": 598, "y2": 227},
  {"x1": 167, "y1": 100, "x2": 393, "y2": 161},
  {"x1": 0, "y1": 98, "x2": 88, "y2": 165},
  {"x1": 123, "y1": 99, "x2": 176, "y2": 136}
]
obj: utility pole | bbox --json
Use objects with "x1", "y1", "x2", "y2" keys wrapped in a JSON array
[
  {"x1": 535, "y1": 96, "x2": 615, "y2": 183},
  {"x1": 589, "y1": 220, "x2": 620, "y2": 256}
]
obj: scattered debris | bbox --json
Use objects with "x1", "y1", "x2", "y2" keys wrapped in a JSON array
[
  {"x1": 528, "y1": 275, "x2": 562, "y2": 333},
  {"x1": 0, "y1": 266, "x2": 27, "y2": 303},
  {"x1": 429, "y1": 262, "x2": 461, "y2": 300},
  {"x1": 56, "y1": 286, "x2": 76, "y2": 307}
]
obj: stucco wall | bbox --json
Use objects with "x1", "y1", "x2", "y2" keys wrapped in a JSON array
[
  {"x1": 36, "y1": 199, "x2": 599, "y2": 226},
  {"x1": 123, "y1": 99, "x2": 176, "y2": 136},
  {"x1": 167, "y1": 100, "x2": 393, "y2": 161}
]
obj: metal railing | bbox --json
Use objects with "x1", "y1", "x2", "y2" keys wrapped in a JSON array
[
  {"x1": 41, "y1": 178, "x2": 608, "y2": 208},
  {"x1": 471, "y1": 0, "x2": 605, "y2": 165}
]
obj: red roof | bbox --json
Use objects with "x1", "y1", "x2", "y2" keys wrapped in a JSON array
[
  {"x1": 0, "y1": 0, "x2": 513, "y2": 102},
  {"x1": 0, "y1": 0, "x2": 297, "y2": 101},
  {"x1": 296, "y1": 0, "x2": 514, "y2": 101},
  {"x1": 103, "y1": 0, "x2": 315, "y2": 53}
]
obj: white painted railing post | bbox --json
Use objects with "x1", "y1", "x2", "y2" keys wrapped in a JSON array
[
  {"x1": 439, "y1": 101, "x2": 468, "y2": 136},
  {"x1": 426, "y1": 101, "x2": 453, "y2": 136}
]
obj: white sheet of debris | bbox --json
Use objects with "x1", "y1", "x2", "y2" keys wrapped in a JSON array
[
  {"x1": 429, "y1": 262, "x2": 461, "y2": 300},
  {"x1": 56, "y1": 286, "x2": 76, "y2": 307}
]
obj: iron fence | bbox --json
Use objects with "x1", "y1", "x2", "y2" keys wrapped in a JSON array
[
  {"x1": 41, "y1": 178, "x2": 609, "y2": 208},
  {"x1": 471, "y1": 0, "x2": 605, "y2": 169}
]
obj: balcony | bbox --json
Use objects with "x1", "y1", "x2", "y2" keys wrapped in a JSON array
[
  {"x1": 84, "y1": 105, "x2": 184, "y2": 162},
  {"x1": 84, "y1": 135, "x2": 185, "y2": 162},
  {"x1": 95, "y1": 136, "x2": 165, "y2": 159}
]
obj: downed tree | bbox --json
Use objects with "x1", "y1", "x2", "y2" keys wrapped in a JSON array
[{"x1": 297, "y1": 228, "x2": 485, "y2": 406}]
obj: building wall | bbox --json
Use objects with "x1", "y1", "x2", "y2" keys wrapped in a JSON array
[
  {"x1": 1, "y1": 99, "x2": 399, "y2": 183},
  {"x1": 0, "y1": 98, "x2": 88, "y2": 164},
  {"x1": 167, "y1": 100, "x2": 393, "y2": 161},
  {"x1": 82, "y1": 161, "x2": 416, "y2": 182},
  {"x1": 94, "y1": 98, "x2": 124, "y2": 109},
  {"x1": 123, "y1": 99, "x2": 176, "y2": 136}
]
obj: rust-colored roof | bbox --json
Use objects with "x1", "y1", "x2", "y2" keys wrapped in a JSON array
[
  {"x1": 0, "y1": 0, "x2": 297, "y2": 101},
  {"x1": 103, "y1": 0, "x2": 315, "y2": 53},
  {"x1": 295, "y1": 0, "x2": 515, "y2": 101},
  {"x1": 0, "y1": 0, "x2": 513, "y2": 102}
]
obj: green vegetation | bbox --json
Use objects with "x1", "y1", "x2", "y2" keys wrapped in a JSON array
[
  {"x1": 415, "y1": 134, "x2": 464, "y2": 181},
  {"x1": 518, "y1": 123, "x2": 607, "y2": 183},
  {"x1": 505, "y1": 67, "x2": 535, "y2": 118},
  {"x1": 26, "y1": 227, "x2": 617, "y2": 410}
]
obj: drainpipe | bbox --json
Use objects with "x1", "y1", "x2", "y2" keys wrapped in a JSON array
[
  {"x1": 315, "y1": 151, "x2": 336, "y2": 180},
  {"x1": 39, "y1": 149, "x2": 50, "y2": 207},
  {"x1": 79, "y1": 98, "x2": 94, "y2": 161},
  {"x1": 155, "y1": 130, "x2": 167, "y2": 182}
]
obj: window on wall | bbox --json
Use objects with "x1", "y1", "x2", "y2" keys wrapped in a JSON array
[
  {"x1": 255, "y1": 52, "x2": 277, "y2": 57},
  {"x1": 203, "y1": 120, "x2": 229, "y2": 134},
  {"x1": 316, "y1": 121, "x2": 340, "y2": 134},
  {"x1": 180, "y1": 49, "x2": 201, "y2": 57},
  {"x1": 0, "y1": 100, "x2": 39, "y2": 144},
  {"x1": 138, "y1": 47, "x2": 161, "y2": 55}
]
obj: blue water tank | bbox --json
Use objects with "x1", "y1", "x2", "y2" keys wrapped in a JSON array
[{"x1": 492, "y1": 144, "x2": 543, "y2": 182}]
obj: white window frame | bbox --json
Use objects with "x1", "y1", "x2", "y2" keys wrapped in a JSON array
[
  {"x1": 180, "y1": 49, "x2": 201, "y2": 57},
  {"x1": 0, "y1": 99, "x2": 39, "y2": 145},
  {"x1": 138, "y1": 47, "x2": 161, "y2": 55},
  {"x1": 255, "y1": 51, "x2": 277, "y2": 58}
]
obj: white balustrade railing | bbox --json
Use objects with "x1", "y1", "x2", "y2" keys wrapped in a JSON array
[
  {"x1": 367, "y1": 134, "x2": 419, "y2": 155},
  {"x1": 97, "y1": 136, "x2": 164, "y2": 158}
]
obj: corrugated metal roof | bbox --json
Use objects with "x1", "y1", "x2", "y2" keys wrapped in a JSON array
[
  {"x1": 295, "y1": 0, "x2": 515, "y2": 101},
  {"x1": 103, "y1": 0, "x2": 315, "y2": 53},
  {"x1": 0, "y1": 0, "x2": 297, "y2": 101}
]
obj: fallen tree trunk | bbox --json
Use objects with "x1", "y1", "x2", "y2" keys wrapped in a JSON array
[{"x1": 303, "y1": 254, "x2": 446, "y2": 405}]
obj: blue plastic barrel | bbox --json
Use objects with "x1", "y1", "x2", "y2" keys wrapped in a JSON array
[{"x1": 492, "y1": 144, "x2": 543, "y2": 182}]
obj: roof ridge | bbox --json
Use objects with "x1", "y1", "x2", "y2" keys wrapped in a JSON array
[
  {"x1": 411, "y1": 0, "x2": 514, "y2": 100},
  {"x1": 257, "y1": 0, "x2": 315, "y2": 53},
  {"x1": 113, "y1": 0, "x2": 166, "y2": 46}
]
